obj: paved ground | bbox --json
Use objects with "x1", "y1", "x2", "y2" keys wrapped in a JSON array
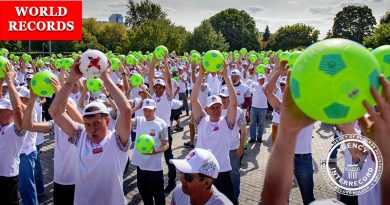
[{"x1": 37, "y1": 113, "x2": 338, "y2": 205}]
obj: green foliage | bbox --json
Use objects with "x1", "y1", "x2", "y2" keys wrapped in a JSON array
[
  {"x1": 98, "y1": 23, "x2": 128, "y2": 52},
  {"x1": 123, "y1": 19, "x2": 189, "y2": 54},
  {"x1": 125, "y1": 0, "x2": 167, "y2": 27},
  {"x1": 187, "y1": 20, "x2": 229, "y2": 52},
  {"x1": 363, "y1": 24, "x2": 390, "y2": 48},
  {"x1": 267, "y1": 23, "x2": 319, "y2": 50},
  {"x1": 380, "y1": 11, "x2": 390, "y2": 25},
  {"x1": 0, "y1": 41, "x2": 23, "y2": 52},
  {"x1": 209, "y1": 8, "x2": 260, "y2": 51},
  {"x1": 331, "y1": 5, "x2": 376, "y2": 43}
]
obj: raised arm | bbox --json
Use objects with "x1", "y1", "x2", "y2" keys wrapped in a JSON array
[
  {"x1": 5, "y1": 63, "x2": 24, "y2": 132},
  {"x1": 163, "y1": 56, "x2": 173, "y2": 97},
  {"x1": 100, "y1": 64, "x2": 132, "y2": 146},
  {"x1": 221, "y1": 62, "x2": 237, "y2": 126},
  {"x1": 264, "y1": 62, "x2": 284, "y2": 111},
  {"x1": 191, "y1": 62, "x2": 206, "y2": 122},
  {"x1": 49, "y1": 58, "x2": 83, "y2": 138},
  {"x1": 22, "y1": 90, "x2": 52, "y2": 133},
  {"x1": 148, "y1": 56, "x2": 157, "y2": 92}
]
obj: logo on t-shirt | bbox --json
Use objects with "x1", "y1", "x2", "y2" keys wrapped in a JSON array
[
  {"x1": 150, "y1": 129, "x2": 156, "y2": 136},
  {"x1": 237, "y1": 91, "x2": 241, "y2": 96},
  {"x1": 92, "y1": 147, "x2": 103, "y2": 154}
]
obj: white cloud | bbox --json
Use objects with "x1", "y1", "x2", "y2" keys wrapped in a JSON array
[
  {"x1": 309, "y1": 6, "x2": 335, "y2": 16},
  {"x1": 246, "y1": 6, "x2": 266, "y2": 13}
]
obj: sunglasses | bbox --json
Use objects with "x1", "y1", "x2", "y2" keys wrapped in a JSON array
[{"x1": 280, "y1": 84, "x2": 286, "y2": 86}]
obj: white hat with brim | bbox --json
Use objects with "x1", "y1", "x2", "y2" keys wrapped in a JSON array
[{"x1": 82, "y1": 101, "x2": 110, "y2": 117}]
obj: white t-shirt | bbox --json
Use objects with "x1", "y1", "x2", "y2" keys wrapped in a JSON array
[
  {"x1": 35, "y1": 101, "x2": 45, "y2": 146},
  {"x1": 251, "y1": 82, "x2": 268, "y2": 109},
  {"x1": 71, "y1": 129, "x2": 130, "y2": 205},
  {"x1": 21, "y1": 108, "x2": 38, "y2": 155},
  {"x1": 233, "y1": 82, "x2": 251, "y2": 107},
  {"x1": 171, "y1": 78, "x2": 180, "y2": 100},
  {"x1": 0, "y1": 124, "x2": 27, "y2": 177},
  {"x1": 207, "y1": 74, "x2": 222, "y2": 96},
  {"x1": 131, "y1": 116, "x2": 168, "y2": 171},
  {"x1": 171, "y1": 99, "x2": 183, "y2": 110},
  {"x1": 272, "y1": 88, "x2": 283, "y2": 124},
  {"x1": 51, "y1": 121, "x2": 77, "y2": 185},
  {"x1": 130, "y1": 87, "x2": 141, "y2": 100},
  {"x1": 178, "y1": 73, "x2": 187, "y2": 93},
  {"x1": 196, "y1": 114, "x2": 233, "y2": 172},
  {"x1": 171, "y1": 184, "x2": 233, "y2": 205},
  {"x1": 294, "y1": 124, "x2": 314, "y2": 154},
  {"x1": 108, "y1": 108, "x2": 118, "y2": 131},
  {"x1": 199, "y1": 84, "x2": 210, "y2": 109},
  {"x1": 222, "y1": 108, "x2": 246, "y2": 150},
  {"x1": 153, "y1": 92, "x2": 172, "y2": 125}
]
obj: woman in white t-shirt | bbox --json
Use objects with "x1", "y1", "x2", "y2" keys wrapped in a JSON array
[{"x1": 131, "y1": 99, "x2": 169, "y2": 205}]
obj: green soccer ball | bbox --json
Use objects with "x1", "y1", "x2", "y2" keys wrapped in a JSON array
[
  {"x1": 154, "y1": 45, "x2": 169, "y2": 60},
  {"x1": 35, "y1": 59, "x2": 44, "y2": 68},
  {"x1": 240, "y1": 48, "x2": 248, "y2": 55},
  {"x1": 262, "y1": 58, "x2": 270, "y2": 65},
  {"x1": 290, "y1": 38, "x2": 381, "y2": 124},
  {"x1": 110, "y1": 58, "x2": 121, "y2": 70},
  {"x1": 54, "y1": 59, "x2": 62, "y2": 69},
  {"x1": 129, "y1": 73, "x2": 144, "y2": 87},
  {"x1": 202, "y1": 50, "x2": 224, "y2": 73},
  {"x1": 86, "y1": 78, "x2": 103, "y2": 92},
  {"x1": 181, "y1": 56, "x2": 187, "y2": 63},
  {"x1": 135, "y1": 134, "x2": 155, "y2": 154},
  {"x1": 0, "y1": 56, "x2": 10, "y2": 78},
  {"x1": 190, "y1": 53, "x2": 201, "y2": 64},
  {"x1": 288, "y1": 51, "x2": 302, "y2": 69},
  {"x1": 371, "y1": 45, "x2": 390, "y2": 82},
  {"x1": 72, "y1": 52, "x2": 78, "y2": 60},
  {"x1": 22, "y1": 53, "x2": 31, "y2": 63},
  {"x1": 256, "y1": 64, "x2": 266, "y2": 74},
  {"x1": 125, "y1": 54, "x2": 137, "y2": 66},
  {"x1": 279, "y1": 51, "x2": 290, "y2": 62},
  {"x1": 61, "y1": 58, "x2": 74, "y2": 71},
  {"x1": 31, "y1": 71, "x2": 57, "y2": 97},
  {"x1": 249, "y1": 54, "x2": 257, "y2": 64}
]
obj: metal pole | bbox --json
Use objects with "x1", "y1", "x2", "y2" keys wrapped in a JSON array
[
  {"x1": 49, "y1": 40, "x2": 52, "y2": 55},
  {"x1": 28, "y1": 40, "x2": 31, "y2": 54}
]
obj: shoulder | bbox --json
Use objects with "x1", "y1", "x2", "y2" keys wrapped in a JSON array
[{"x1": 209, "y1": 185, "x2": 233, "y2": 205}]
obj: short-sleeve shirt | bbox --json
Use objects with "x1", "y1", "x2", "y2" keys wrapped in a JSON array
[
  {"x1": 0, "y1": 124, "x2": 26, "y2": 177},
  {"x1": 171, "y1": 184, "x2": 233, "y2": 205}
]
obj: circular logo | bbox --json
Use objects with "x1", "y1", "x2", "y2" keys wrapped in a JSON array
[{"x1": 320, "y1": 134, "x2": 383, "y2": 196}]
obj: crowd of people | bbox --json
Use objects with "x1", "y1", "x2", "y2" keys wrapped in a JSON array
[{"x1": 0, "y1": 51, "x2": 389, "y2": 205}]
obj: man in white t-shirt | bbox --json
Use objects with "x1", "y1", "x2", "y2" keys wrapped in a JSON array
[
  {"x1": 49, "y1": 61, "x2": 132, "y2": 205},
  {"x1": 249, "y1": 74, "x2": 268, "y2": 143},
  {"x1": 177, "y1": 67, "x2": 189, "y2": 116},
  {"x1": 148, "y1": 56, "x2": 177, "y2": 194},
  {"x1": 170, "y1": 148, "x2": 233, "y2": 205},
  {"x1": 0, "y1": 63, "x2": 27, "y2": 205},
  {"x1": 191, "y1": 64, "x2": 237, "y2": 203},
  {"x1": 131, "y1": 99, "x2": 169, "y2": 204}
]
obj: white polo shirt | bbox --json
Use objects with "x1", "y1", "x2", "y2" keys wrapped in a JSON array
[
  {"x1": 153, "y1": 92, "x2": 172, "y2": 125},
  {"x1": 0, "y1": 124, "x2": 26, "y2": 177},
  {"x1": 294, "y1": 124, "x2": 314, "y2": 154},
  {"x1": 251, "y1": 82, "x2": 268, "y2": 109},
  {"x1": 222, "y1": 108, "x2": 246, "y2": 150},
  {"x1": 233, "y1": 82, "x2": 251, "y2": 107}
]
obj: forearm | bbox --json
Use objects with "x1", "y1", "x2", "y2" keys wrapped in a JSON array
[
  {"x1": 22, "y1": 101, "x2": 35, "y2": 130},
  {"x1": 239, "y1": 126, "x2": 246, "y2": 148},
  {"x1": 51, "y1": 81, "x2": 74, "y2": 115},
  {"x1": 225, "y1": 77, "x2": 237, "y2": 107},
  {"x1": 154, "y1": 143, "x2": 169, "y2": 154},
  {"x1": 241, "y1": 97, "x2": 252, "y2": 109},
  {"x1": 262, "y1": 126, "x2": 300, "y2": 205},
  {"x1": 103, "y1": 76, "x2": 130, "y2": 112}
]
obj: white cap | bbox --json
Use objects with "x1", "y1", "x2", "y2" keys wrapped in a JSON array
[
  {"x1": 170, "y1": 148, "x2": 220, "y2": 179},
  {"x1": 82, "y1": 101, "x2": 110, "y2": 116},
  {"x1": 0, "y1": 99, "x2": 13, "y2": 110},
  {"x1": 95, "y1": 94, "x2": 107, "y2": 103},
  {"x1": 219, "y1": 86, "x2": 228, "y2": 97},
  {"x1": 130, "y1": 70, "x2": 138, "y2": 75},
  {"x1": 141, "y1": 99, "x2": 156, "y2": 110},
  {"x1": 258, "y1": 74, "x2": 266, "y2": 79},
  {"x1": 231, "y1": 69, "x2": 241, "y2": 77},
  {"x1": 206, "y1": 95, "x2": 222, "y2": 107},
  {"x1": 17, "y1": 86, "x2": 30, "y2": 98},
  {"x1": 154, "y1": 78, "x2": 166, "y2": 86},
  {"x1": 116, "y1": 79, "x2": 124, "y2": 86}
]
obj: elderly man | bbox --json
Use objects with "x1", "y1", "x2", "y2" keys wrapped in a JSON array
[
  {"x1": 191, "y1": 63, "x2": 237, "y2": 203},
  {"x1": 0, "y1": 62, "x2": 27, "y2": 205},
  {"x1": 170, "y1": 148, "x2": 233, "y2": 205},
  {"x1": 49, "y1": 59, "x2": 132, "y2": 204}
]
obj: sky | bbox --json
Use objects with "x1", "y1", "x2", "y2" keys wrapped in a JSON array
[{"x1": 82, "y1": 0, "x2": 390, "y2": 39}]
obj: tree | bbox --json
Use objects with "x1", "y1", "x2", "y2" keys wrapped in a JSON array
[
  {"x1": 267, "y1": 23, "x2": 319, "y2": 50},
  {"x1": 331, "y1": 5, "x2": 376, "y2": 43},
  {"x1": 262, "y1": 25, "x2": 271, "y2": 41},
  {"x1": 0, "y1": 41, "x2": 23, "y2": 52},
  {"x1": 125, "y1": 0, "x2": 167, "y2": 27},
  {"x1": 123, "y1": 19, "x2": 189, "y2": 53},
  {"x1": 363, "y1": 24, "x2": 390, "y2": 48},
  {"x1": 209, "y1": 8, "x2": 260, "y2": 51},
  {"x1": 187, "y1": 20, "x2": 229, "y2": 52},
  {"x1": 380, "y1": 11, "x2": 390, "y2": 25},
  {"x1": 99, "y1": 23, "x2": 128, "y2": 52}
]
